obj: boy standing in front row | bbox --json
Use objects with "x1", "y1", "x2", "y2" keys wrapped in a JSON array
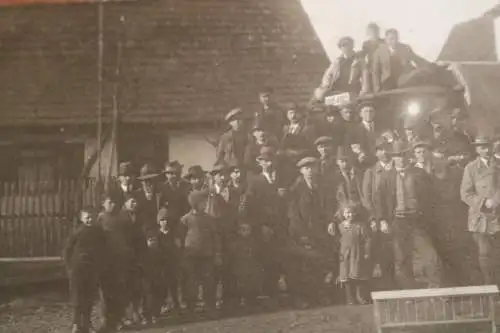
[
  {"x1": 64, "y1": 206, "x2": 106, "y2": 333},
  {"x1": 179, "y1": 190, "x2": 222, "y2": 317}
]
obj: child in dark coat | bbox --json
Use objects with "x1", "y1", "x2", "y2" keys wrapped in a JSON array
[
  {"x1": 64, "y1": 206, "x2": 106, "y2": 333},
  {"x1": 97, "y1": 192, "x2": 135, "y2": 333},
  {"x1": 142, "y1": 206, "x2": 180, "y2": 323},
  {"x1": 230, "y1": 222, "x2": 263, "y2": 307},
  {"x1": 330, "y1": 201, "x2": 372, "y2": 305},
  {"x1": 179, "y1": 190, "x2": 222, "y2": 316},
  {"x1": 120, "y1": 195, "x2": 148, "y2": 326}
]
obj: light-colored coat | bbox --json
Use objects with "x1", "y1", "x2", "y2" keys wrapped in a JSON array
[{"x1": 460, "y1": 158, "x2": 500, "y2": 233}]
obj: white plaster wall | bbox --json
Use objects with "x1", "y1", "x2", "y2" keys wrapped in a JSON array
[{"x1": 168, "y1": 130, "x2": 218, "y2": 173}]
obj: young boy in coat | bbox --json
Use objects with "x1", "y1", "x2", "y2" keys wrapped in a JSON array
[
  {"x1": 230, "y1": 221, "x2": 262, "y2": 307},
  {"x1": 179, "y1": 190, "x2": 222, "y2": 317},
  {"x1": 64, "y1": 206, "x2": 106, "y2": 333},
  {"x1": 97, "y1": 192, "x2": 135, "y2": 333}
]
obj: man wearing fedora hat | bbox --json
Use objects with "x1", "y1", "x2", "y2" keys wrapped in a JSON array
[
  {"x1": 135, "y1": 163, "x2": 163, "y2": 234},
  {"x1": 110, "y1": 162, "x2": 138, "y2": 208},
  {"x1": 216, "y1": 108, "x2": 249, "y2": 168},
  {"x1": 185, "y1": 165, "x2": 208, "y2": 192},
  {"x1": 160, "y1": 161, "x2": 191, "y2": 235},
  {"x1": 287, "y1": 156, "x2": 338, "y2": 308},
  {"x1": 240, "y1": 146, "x2": 289, "y2": 302},
  {"x1": 376, "y1": 141, "x2": 440, "y2": 289},
  {"x1": 412, "y1": 140, "x2": 434, "y2": 175},
  {"x1": 461, "y1": 136, "x2": 500, "y2": 285}
]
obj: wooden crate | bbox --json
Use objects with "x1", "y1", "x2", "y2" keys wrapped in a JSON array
[{"x1": 372, "y1": 285, "x2": 499, "y2": 333}]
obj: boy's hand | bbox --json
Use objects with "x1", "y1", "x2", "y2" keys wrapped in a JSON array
[
  {"x1": 324, "y1": 272, "x2": 334, "y2": 284},
  {"x1": 214, "y1": 254, "x2": 223, "y2": 266},
  {"x1": 370, "y1": 220, "x2": 378, "y2": 232},
  {"x1": 327, "y1": 222, "x2": 336, "y2": 236},
  {"x1": 364, "y1": 253, "x2": 370, "y2": 260}
]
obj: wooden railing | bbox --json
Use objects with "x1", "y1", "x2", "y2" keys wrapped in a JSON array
[{"x1": 0, "y1": 178, "x2": 105, "y2": 258}]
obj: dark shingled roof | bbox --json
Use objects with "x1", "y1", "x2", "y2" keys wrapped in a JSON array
[
  {"x1": 438, "y1": 5, "x2": 500, "y2": 62},
  {"x1": 0, "y1": 0, "x2": 328, "y2": 126}
]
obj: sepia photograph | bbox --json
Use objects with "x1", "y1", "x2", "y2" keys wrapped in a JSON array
[{"x1": 1, "y1": 0, "x2": 500, "y2": 332}]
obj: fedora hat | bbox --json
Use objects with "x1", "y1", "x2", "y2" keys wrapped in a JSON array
[
  {"x1": 137, "y1": 163, "x2": 160, "y2": 181},
  {"x1": 185, "y1": 165, "x2": 206, "y2": 179},
  {"x1": 391, "y1": 140, "x2": 410, "y2": 156},
  {"x1": 210, "y1": 163, "x2": 228, "y2": 175},
  {"x1": 164, "y1": 160, "x2": 183, "y2": 173}
]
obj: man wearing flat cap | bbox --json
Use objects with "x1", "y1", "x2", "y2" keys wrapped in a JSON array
[
  {"x1": 244, "y1": 120, "x2": 279, "y2": 174},
  {"x1": 315, "y1": 136, "x2": 337, "y2": 180},
  {"x1": 239, "y1": 146, "x2": 289, "y2": 301},
  {"x1": 362, "y1": 137, "x2": 394, "y2": 287},
  {"x1": 461, "y1": 136, "x2": 500, "y2": 285},
  {"x1": 255, "y1": 87, "x2": 285, "y2": 140},
  {"x1": 314, "y1": 36, "x2": 363, "y2": 101},
  {"x1": 216, "y1": 108, "x2": 249, "y2": 168},
  {"x1": 335, "y1": 146, "x2": 364, "y2": 207},
  {"x1": 376, "y1": 140, "x2": 440, "y2": 289},
  {"x1": 287, "y1": 156, "x2": 338, "y2": 307}
]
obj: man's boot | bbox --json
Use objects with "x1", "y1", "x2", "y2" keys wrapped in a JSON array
[{"x1": 345, "y1": 281, "x2": 355, "y2": 305}]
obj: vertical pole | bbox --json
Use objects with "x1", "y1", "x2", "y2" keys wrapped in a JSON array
[{"x1": 96, "y1": 0, "x2": 104, "y2": 185}]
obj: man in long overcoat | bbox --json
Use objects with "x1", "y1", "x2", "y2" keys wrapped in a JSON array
[
  {"x1": 460, "y1": 136, "x2": 500, "y2": 285},
  {"x1": 287, "y1": 157, "x2": 338, "y2": 307},
  {"x1": 362, "y1": 138, "x2": 394, "y2": 288},
  {"x1": 239, "y1": 146, "x2": 289, "y2": 302}
]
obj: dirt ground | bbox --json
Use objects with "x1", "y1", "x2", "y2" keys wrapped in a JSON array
[{"x1": 0, "y1": 284, "x2": 374, "y2": 333}]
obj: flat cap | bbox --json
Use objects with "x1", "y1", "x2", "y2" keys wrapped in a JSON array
[
  {"x1": 314, "y1": 136, "x2": 334, "y2": 146},
  {"x1": 118, "y1": 161, "x2": 134, "y2": 177},
  {"x1": 256, "y1": 146, "x2": 277, "y2": 161},
  {"x1": 297, "y1": 156, "x2": 318, "y2": 168},
  {"x1": 225, "y1": 107, "x2": 243, "y2": 122},
  {"x1": 185, "y1": 165, "x2": 206, "y2": 179},
  {"x1": 337, "y1": 36, "x2": 354, "y2": 48}
]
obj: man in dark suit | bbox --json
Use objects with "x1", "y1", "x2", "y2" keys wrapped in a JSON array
[
  {"x1": 110, "y1": 162, "x2": 138, "y2": 207},
  {"x1": 355, "y1": 101, "x2": 381, "y2": 156},
  {"x1": 315, "y1": 136, "x2": 338, "y2": 180},
  {"x1": 216, "y1": 108, "x2": 249, "y2": 167},
  {"x1": 376, "y1": 141, "x2": 440, "y2": 289},
  {"x1": 255, "y1": 87, "x2": 285, "y2": 140},
  {"x1": 335, "y1": 146, "x2": 364, "y2": 206},
  {"x1": 362, "y1": 138, "x2": 394, "y2": 288},
  {"x1": 287, "y1": 156, "x2": 338, "y2": 308},
  {"x1": 239, "y1": 146, "x2": 289, "y2": 302},
  {"x1": 372, "y1": 28, "x2": 430, "y2": 92},
  {"x1": 160, "y1": 161, "x2": 191, "y2": 234}
]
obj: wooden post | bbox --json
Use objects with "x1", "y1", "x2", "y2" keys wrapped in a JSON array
[{"x1": 96, "y1": 0, "x2": 104, "y2": 185}]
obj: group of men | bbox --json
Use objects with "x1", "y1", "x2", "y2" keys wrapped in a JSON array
[{"x1": 314, "y1": 23, "x2": 431, "y2": 101}]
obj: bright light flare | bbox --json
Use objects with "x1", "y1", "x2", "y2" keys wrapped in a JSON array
[{"x1": 407, "y1": 102, "x2": 421, "y2": 117}]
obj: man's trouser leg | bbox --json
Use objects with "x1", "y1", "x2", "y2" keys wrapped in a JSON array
[
  {"x1": 413, "y1": 226, "x2": 441, "y2": 288},
  {"x1": 472, "y1": 233, "x2": 500, "y2": 285},
  {"x1": 392, "y1": 217, "x2": 415, "y2": 289}
]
